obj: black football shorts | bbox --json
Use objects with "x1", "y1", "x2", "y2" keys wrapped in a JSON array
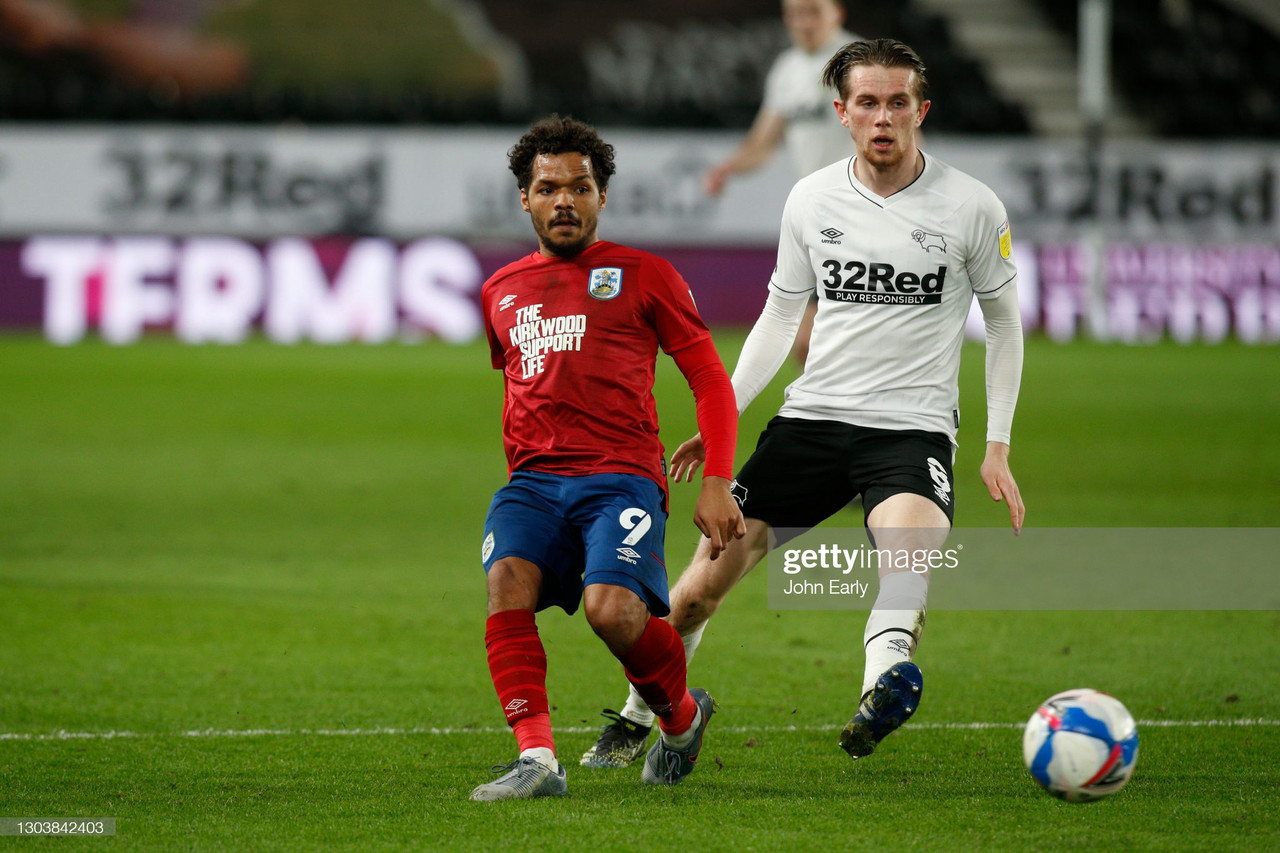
[{"x1": 730, "y1": 415, "x2": 956, "y2": 531}]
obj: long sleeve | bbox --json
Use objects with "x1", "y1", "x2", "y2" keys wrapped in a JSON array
[
  {"x1": 670, "y1": 336, "x2": 738, "y2": 480},
  {"x1": 729, "y1": 290, "x2": 810, "y2": 414},
  {"x1": 977, "y1": 284, "x2": 1023, "y2": 444}
]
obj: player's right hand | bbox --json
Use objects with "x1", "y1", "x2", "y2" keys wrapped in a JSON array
[
  {"x1": 669, "y1": 433, "x2": 706, "y2": 483},
  {"x1": 702, "y1": 166, "x2": 729, "y2": 198}
]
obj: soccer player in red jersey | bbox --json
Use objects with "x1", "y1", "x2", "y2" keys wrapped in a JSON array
[{"x1": 469, "y1": 115, "x2": 744, "y2": 801}]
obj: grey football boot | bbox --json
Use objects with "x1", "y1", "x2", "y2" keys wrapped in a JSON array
[
  {"x1": 469, "y1": 757, "x2": 568, "y2": 801},
  {"x1": 640, "y1": 688, "x2": 717, "y2": 785}
]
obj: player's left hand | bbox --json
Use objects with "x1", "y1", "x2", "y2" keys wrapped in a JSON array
[
  {"x1": 694, "y1": 475, "x2": 745, "y2": 560},
  {"x1": 981, "y1": 441, "x2": 1024, "y2": 534}
]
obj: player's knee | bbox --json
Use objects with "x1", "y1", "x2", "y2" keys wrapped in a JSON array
[
  {"x1": 670, "y1": 600, "x2": 716, "y2": 635},
  {"x1": 583, "y1": 585, "x2": 649, "y2": 655},
  {"x1": 486, "y1": 558, "x2": 533, "y2": 589},
  {"x1": 485, "y1": 558, "x2": 541, "y2": 613},
  {"x1": 669, "y1": 525, "x2": 766, "y2": 629},
  {"x1": 670, "y1": 574, "x2": 726, "y2": 630}
]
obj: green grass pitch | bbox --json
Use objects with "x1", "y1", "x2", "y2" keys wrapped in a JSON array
[{"x1": 1, "y1": 333, "x2": 1278, "y2": 850}]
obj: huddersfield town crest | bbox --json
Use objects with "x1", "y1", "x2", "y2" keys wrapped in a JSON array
[{"x1": 588, "y1": 267, "x2": 623, "y2": 300}]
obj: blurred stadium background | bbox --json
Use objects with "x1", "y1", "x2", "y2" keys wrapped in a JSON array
[{"x1": 0, "y1": 0, "x2": 1277, "y2": 343}]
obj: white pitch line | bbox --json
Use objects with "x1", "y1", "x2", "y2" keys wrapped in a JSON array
[{"x1": 1, "y1": 719, "x2": 1276, "y2": 743}]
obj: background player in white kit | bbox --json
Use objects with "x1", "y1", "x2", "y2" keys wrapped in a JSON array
[
  {"x1": 704, "y1": 0, "x2": 858, "y2": 367},
  {"x1": 582, "y1": 38, "x2": 1025, "y2": 767},
  {"x1": 703, "y1": 0, "x2": 856, "y2": 196}
]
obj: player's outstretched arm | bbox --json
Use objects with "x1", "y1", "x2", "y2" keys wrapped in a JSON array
[
  {"x1": 976, "y1": 282, "x2": 1024, "y2": 534},
  {"x1": 693, "y1": 475, "x2": 745, "y2": 560},
  {"x1": 981, "y1": 441, "x2": 1024, "y2": 534},
  {"x1": 704, "y1": 108, "x2": 786, "y2": 196}
]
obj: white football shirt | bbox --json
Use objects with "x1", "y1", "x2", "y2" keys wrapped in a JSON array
[
  {"x1": 762, "y1": 29, "x2": 858, "y2": 177},
  {"x1": 769, "y1": 152, "x2": 1018, "y2": 443}
]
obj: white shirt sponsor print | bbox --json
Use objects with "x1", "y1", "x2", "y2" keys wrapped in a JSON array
[{"x1": 507, "y1": 302, "x2": 586, "y2": 378}]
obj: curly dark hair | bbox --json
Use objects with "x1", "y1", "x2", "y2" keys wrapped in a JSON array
[
  {"x1": 822, "y1": 38, "x2": 929, "y2": 103},
  {"x1": 507, "y1": 114, "x2": 617, "y2": 191}
]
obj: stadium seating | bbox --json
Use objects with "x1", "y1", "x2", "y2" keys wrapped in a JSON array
[
  {"x1": 0, "y1": 0, "x2": 1027, "y2": 133},
  {"x1": 6, "y1": 1, "x2": 1273, "y2": 137},
  {"x1": 1028, "y1": 0, "x2": 1280, "y2": 138}
]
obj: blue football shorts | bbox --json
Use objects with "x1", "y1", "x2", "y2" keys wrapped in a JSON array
[{"x1": 481, "y1": 470, "x2": 670, "y2": 616}]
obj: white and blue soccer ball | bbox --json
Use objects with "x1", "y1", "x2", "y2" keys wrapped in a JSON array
[{"x1": 1023, "y1": 688, "x2": 1140, "y2": 803}]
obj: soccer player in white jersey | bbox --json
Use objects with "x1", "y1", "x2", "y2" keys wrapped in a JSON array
[
  {"x1": 703, "y1": 0, "x2": 859, "y2": 367},
  {"x1": 703, "y1": 0, "x2": 856, "y2": 196},
  {"x1": 582, "y1": 38, "x2": 1024, "y2": 768}
]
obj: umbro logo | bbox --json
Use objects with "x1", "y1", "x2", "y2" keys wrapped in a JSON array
[
  {"x1": 616, "y1": 547, "x2": 641, "y2": 564},
  {"x1": 498, "y1": 294, "x2": 517, "y2": 310},
  {"x1": 820, "y1": 227, "x2": 843, "y2": 244},
  {"x1": 504, "y1": 698, "x2": 528, "y2": 713}
]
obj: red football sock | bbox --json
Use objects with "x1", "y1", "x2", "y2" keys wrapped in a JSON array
[
  {"x1": 485, "y1": 609, "x2": 554, "y2": 753},
  {"x1": 617, "y1": 616, "x2": 697, "y2": 735}
]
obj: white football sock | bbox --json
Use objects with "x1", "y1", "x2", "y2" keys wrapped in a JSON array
[
  {"x1": 861, "y1": 570, "x2": 929, "y2": 697},
  {"x1": 660, "y1": 706, "x2": 702, "y2": 749},
  {"x1": 519, "y1": 746, "x2": 558, "y2": 771},
  {"x1": 681, "y1": 622, "x2": 706, "y2": 667},
  {"x1": 621, "y1": 684, "x2": 655, "y2": 728},
  {"x1": 621, "y1": 622, "x2": 707, "y2": 728}
]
